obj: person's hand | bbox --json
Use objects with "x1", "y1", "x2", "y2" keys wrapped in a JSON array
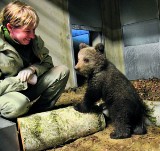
[
  {"x1": 17, "y1": 67, "x2": 35, "y2": 82},
  {"x1": 27, "y1": 74, "x2": 38, "y2": 85}
]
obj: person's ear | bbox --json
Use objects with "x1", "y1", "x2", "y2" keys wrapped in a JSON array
[{"x1": 6, "y1": 23, "x2": 13, "y2": 32}]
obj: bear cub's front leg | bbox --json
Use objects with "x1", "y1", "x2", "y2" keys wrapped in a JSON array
[
  {"x1": 74, "y1": 100, "x2": 102, "y2": 113},
  {"x1": 74, "y1": 102, "x2": 90, "y2": 113}
]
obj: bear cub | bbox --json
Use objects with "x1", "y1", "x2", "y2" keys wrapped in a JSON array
[{"x1": 74, "y1": 43, "x2": 147, "y2": 139}]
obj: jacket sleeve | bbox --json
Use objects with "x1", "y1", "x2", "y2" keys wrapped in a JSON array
[
  {"x1": 0, "y1": 48, "x2": 28, "y2": 96},
  {"x1": 32, "y1": 36, "x2": 54, "y2": 77},
  {"x1": 0, "y1": 75, "x2": 28, "y2": 96}
]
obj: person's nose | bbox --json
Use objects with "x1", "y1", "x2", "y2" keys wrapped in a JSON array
[{"x1": 30, "y1": 30, "x2": 35, "y2": 39}]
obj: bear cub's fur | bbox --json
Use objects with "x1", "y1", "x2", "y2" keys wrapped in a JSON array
[{"x1": 74, "y1": 43, "x2": 147, "y2": 139}]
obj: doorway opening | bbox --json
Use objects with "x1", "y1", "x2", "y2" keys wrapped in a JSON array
[{"x1": 72, "y1": 29, "x2": 103, "y2": 86}]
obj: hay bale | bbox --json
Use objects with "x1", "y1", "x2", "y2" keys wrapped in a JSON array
[{"x1": 18, "y1": 106, "x2": 106, "y2": 151}]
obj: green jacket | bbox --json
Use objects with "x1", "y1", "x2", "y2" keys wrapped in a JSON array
[{"x1": 0, "y1": 25, "x2": 53, "y2": 96}]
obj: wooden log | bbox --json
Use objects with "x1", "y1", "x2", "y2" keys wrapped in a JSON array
[
  {"x1": 17, "y1": 106, "x2": 106, "y2": 151},
  {"x1": 143, "y1": 100, "x2": 160, "y2": 127}
]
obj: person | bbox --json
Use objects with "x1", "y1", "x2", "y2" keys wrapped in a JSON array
[{"x1": 0, "y1": 0, "x2": 70, "y2": 119}]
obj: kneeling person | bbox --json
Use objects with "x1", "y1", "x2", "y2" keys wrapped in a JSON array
[{"x1": 0, "y1": 1, "x2": 69, "y2": 119}]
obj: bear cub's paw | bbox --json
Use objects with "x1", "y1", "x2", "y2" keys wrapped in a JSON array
[
  {"x1": 74, "y1": 103, "x2": 89, "y2": 113},
  {"x1": 74, "y1": 103, "x2": 102, "y2": 113},
  {"x1": 110, "y1": 131, "x2": 131, "y2": 139}
]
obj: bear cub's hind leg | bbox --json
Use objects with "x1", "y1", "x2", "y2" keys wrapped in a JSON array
[
  {"x1": 110, "y1": 121, "x2": 132, "y2": 139},
  {"x1": 110, "y1": 126, "x2": 131, "y2": 139},
  {"x1": 110, "y1": 111, "x2": 132, "y2": 139},
  {"x1": 133, "y1": 121, "x2": 147, "y2": 135}
]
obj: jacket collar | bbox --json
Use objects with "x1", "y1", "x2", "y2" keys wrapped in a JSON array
[
  {"x1": 0, "y1": 25, "x2": 20, "y2": 55},
  {"x1": 2, "y1": 25, "x2": 21, "y2": 47}
]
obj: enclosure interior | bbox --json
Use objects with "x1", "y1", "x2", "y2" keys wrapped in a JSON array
[{"x1": 69, "y1": 0, "x2": 160, "y2": 86}]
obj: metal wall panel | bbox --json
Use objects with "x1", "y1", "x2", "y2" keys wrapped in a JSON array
[
  {"x1": 124, "y1": 43, "x2": 160, "y2": 80},
  {"x1": 69, "y1": 0, "x2": 102, "y2": 29},
  {"x1": 123, "y1": 19, "x2": 160, "y2": 46},
  {"x1": 120, "y1": 0, "x2": 158, "y2": 25}
]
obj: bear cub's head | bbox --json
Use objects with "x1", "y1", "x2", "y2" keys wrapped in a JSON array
[{"x1": 75, "y1": 43, "x2": 106, "y2": 77}]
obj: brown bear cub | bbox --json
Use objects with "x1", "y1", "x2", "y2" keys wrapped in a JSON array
[{"x1": 74, "y1": 43, "x2": 147, "y2": 139}]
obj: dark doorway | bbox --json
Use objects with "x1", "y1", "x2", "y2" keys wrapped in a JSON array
[{"x1": 72, "y1": 29, "x2": 102, "y2": 86}]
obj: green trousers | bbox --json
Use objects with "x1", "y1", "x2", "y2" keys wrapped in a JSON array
[{"x1": 0, "y1": 65, "x2": 69, "y2": 119}]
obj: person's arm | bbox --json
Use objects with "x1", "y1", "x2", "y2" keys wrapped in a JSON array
[
  {"x1": 0, "y1": 48, "x2": 28, "y2": 95},
  {"x1": 0, "y1": 75, "x2": 28, "y2": 96},
  {"x1": 31, "y1": 36, "x2": 54, "y2": 77},
  {"x1": 16, "y1": 36, "x2": 53, "y2": 84}
]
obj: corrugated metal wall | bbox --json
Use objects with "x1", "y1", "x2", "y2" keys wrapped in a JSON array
[
  {"x1": 102, "y1": 0, "x2": 160, "y2": 80},
  {"x1": 120, "y1": 0, "x2": 160, "y2": 80}
]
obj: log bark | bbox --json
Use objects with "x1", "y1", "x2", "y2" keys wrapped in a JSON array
[
  {"x1": 18, "y1": 106, "x2": 106, "y2": 151},
  {"x1": 143, "y1": 100, "x2": 160, "y2": 127}
]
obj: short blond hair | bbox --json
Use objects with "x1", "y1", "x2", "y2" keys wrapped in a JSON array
[{"x1": 0, "y1": 0, "x2": 39, "y2": 28}]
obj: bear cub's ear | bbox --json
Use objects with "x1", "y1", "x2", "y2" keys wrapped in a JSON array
[
  {"x1": 79, "y1": 43, "x2": 89, "y2": 50},
  {"x1": 95, "y1": 43, "x2": 104, "y2": 54}
]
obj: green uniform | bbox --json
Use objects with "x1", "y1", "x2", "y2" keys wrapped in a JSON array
[{"x1": 0, "y1": 25, "x2": 69, "y2": 119}]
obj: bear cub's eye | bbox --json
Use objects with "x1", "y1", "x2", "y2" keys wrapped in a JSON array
[{"x1": 83, "y1": 58, "x2": 89, "y2": 63}]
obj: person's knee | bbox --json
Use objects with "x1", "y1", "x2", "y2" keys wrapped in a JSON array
[
  {"x1": 60, "y1": 65, "x2": 70, "y2": 75},
  {"x1": 1, "y1": 100, "x2": 30, "y2": 119},
  {"x1": 53, "y1": 65, "x2": 69, "y2": 77},
  {"x1": 49, "y1": 65, "x2": 70, "y2": 80},
  {"x1": 0, "y1": 92, "x2": 31, "y2": 119},
  {"x1": 13, "y1": 96, "x2": 31, "y2": 117}
]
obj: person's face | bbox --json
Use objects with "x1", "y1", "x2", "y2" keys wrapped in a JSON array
[{"x1": 7, "y1": 23, "x2": 36, "y2": 45}]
